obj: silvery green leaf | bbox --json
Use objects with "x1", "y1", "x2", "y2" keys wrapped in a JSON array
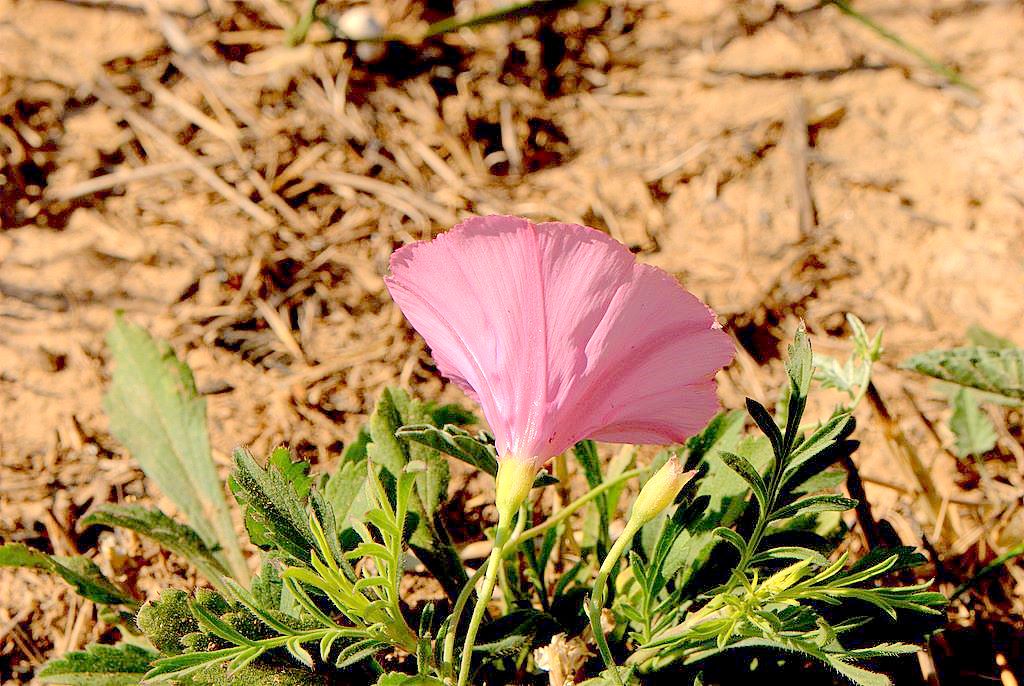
[
  {"x1": 103, "y1": 315, "x2": 247, "y2": 581},
  {"x1": 948, "y1": 388, "x2": 998, "y2": 458},
  {"x1": 323, "y1": 429, "x2": 372, "y2": 532},
  {"x1": 786, "y1": 324, "x2": 814, "y2": 398},
  {"x1": 966, "y1": 325, "x2": 1017, "y2": 349},
  {"x1": 902, "y1": 346, "x2": 1024, "y2": 404},
  {"x1": 230, "y1": 447, "x2": 316, "y2": 564}
]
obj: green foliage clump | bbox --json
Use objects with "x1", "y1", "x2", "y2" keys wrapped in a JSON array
[{"x1": 6, "y1": 317, "x2": 948, "y2": 686}]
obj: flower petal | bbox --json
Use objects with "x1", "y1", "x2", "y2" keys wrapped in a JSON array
[{"x1": 385, "y1": 216, "x2": 734, "y2": 465}]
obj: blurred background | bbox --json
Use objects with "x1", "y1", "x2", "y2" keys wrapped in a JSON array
[{"x1": 1, "y1": 0, "x2": 1022, "y2": 683}]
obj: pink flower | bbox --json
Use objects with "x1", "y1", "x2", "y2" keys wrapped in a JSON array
[{"x1": 385, "y1": 216, "x2": 734, "y2": 471}]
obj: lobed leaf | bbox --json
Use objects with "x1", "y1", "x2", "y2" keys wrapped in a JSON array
[{"x1": 230, "y1": 447, "x2": 316, "y2": 565}]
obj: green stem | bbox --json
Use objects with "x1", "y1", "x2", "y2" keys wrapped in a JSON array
[
  {"x1": 442, "y1": 505, "x2": 530, "y2": 674},
  {"x1": 457, "y1": 520, "x2": 512, "y2": 686},
  {"x1": 827, "y1": 0, "x2": 977, "y2": 91},
  {"x1": 287, "y1": 0, "x2": 321, "y2": 46},
  {"x1": 587, "y1": 519, "x2": 641, "y2": 684},
  {"x1": 442, "y1": 564, "x2": 487, "y2": 672},
  {"x1": 515, "y1": 469, "x2": 643, "y2": 546}
]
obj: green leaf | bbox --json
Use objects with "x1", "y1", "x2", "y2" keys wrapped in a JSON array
[
  {"x1": 745, "y1": 398, "x2": 783, "y2": 460},
  {"x1": 368, "y1": 388, "x2": 449, "y2": 546},
  {"x1": 37, "y1": 643, "x2": 158, "y2": 685},
  {"x1": 791, "y1": 469, "x2": 847, "y2": 495},
  {"x1": 230, "y1": 447, "x2": 316, "y2": 564},
  {"x1": 662, "y1": 413, "x2": 753, "y2": 582},
  {"x1": 813, "y1": 354, "x2": 858, "y2": 396},
  {"x1": 323, "y1": 453, "x2": 372, "y2": 533},
  {"x1": 769, "y1": 495, "x2": 858, "y2": 522},
  {"x1": 82, "y1": 505, "x2": 229, "y2": 591},
  {"x1": 396, "y1": 423, "x2": 497, "y2": 476},
  {"x1": 0, "y1": 543, "x2": 135, "y2": 606},
  {"x1": 949, "y1": 388, "x2": 998, "y2": 458},
  {"x1": 786, "y1": 324, "x2": 814, "y2": 399},
  {"x1": 376, "y1": 674, "x2": 446, "y2": 686},
  {"x1": 712, "y1": 527, "x2": 746, "y2": 555},
  {"x1": 782, "y1": 413, "x2": 854, "y2": 485},
  {"x1": 187, "y1": 661, "x2": 330, "y2": 685},
  {"x1": 396, "y1": 424, "x2": 557, "y2": 487},
  {"x1": 902, "y1": 346, "x2": 1024, "y2": 404},
  {"x1": 749, "y1": 546, "x2": 828, "y2": 567},
  {"x1": 713, "y1": 637, "x2": 895, "y2": 686},
  {"x1": 367, "y1": 388, "x2": 466, "y2": 600},
  {"x1": 720, "y1": 452, "x2": 768, "y2": 514},
  {"x1": 966, "y1": 325, "x2": 1017, "y2": 349},
  {"x1": 574, "y1": 439, "x2": 609, "y2": 552},
  {"x1": 103, "y1": 315, "x2": 247, "y2": 581}
]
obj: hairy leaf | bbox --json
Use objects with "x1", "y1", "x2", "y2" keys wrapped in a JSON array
[
  {"x1": 769, "y1": 495, "x2": 858, "y2": 522},
  {"x1": 367, "y1": 388, "x2": 466, "y2": 599},
  {"x1": 397, "y1": 424, "x2": 557, "y2": 486},
  {"x1": 104, "y1": 315, "x2": 247, "y2": 580},
  {"x1": 948, "y1": 388, "x2": 998, "y2": 458},
  {"x1": 376, "y1": 674, "x2": 445, "y2": 686},
  {"x1": 368, "y1": 388, "x2": 448, "y2": 547},
  {"x1": 902, "y1": 346, "x2": 1024, "y2": 404},
  {"x1": 37, "y1": 643, "x2": 157, "y2": 685},
  {"x1": 230, "y1": 447, "x2": 315, "y2": 564},
  {"x1": 966, "y1": 325, "x2": 1017, "y2": 350},
  {"x1": 82, "y1": 504, "x2": 228, "y2": 590},
  {"x1": 0, "y1": 543, "x2": 135, "y2": 606},
  {"x1": 661, "y1": 412, "x2": 753, "y2": 582},
  {"x1": 137, "y1": 589, "x2": 199, "y2": 654}
]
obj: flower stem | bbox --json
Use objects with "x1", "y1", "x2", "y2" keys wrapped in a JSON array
[
  {"x1": 515, "y1": 468, "x2": 642, "y2": 546},
  {"x1": 442, "y1": 564, "x2": 486, "y2": 672},
  {"x1": 443, "y1": 504, "x2": 530, "y2": 675},
  {"x1": 588, "y1": 518, "x2": 641, "y2": 684},
  {"x1": 457, "y1": 519, "x2": 511, "y2": 686}
]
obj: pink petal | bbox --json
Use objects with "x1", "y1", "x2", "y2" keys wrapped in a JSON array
[{"x1": 385, "y1": 216, "x2": 734, "y2": 467}]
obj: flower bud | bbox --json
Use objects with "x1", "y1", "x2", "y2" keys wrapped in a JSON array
[
  {"x1": 494, "y1": 457, "x2": 536, "y2": 524},
  {"x1": 627, "y1": 457, "x2": 694, "y2": 528}
]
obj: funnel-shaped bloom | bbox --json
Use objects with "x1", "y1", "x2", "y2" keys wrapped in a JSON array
[{"x1": 385, "y1": 216, "x2": 734, "y2": 471}]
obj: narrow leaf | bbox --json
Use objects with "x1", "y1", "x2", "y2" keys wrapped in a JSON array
[
  {"x1": 720, "y1": 451, "x2": 768, "y2": 514},
  {"x1": 769, "y1": 495, "x2": 858, "y2": 522}
]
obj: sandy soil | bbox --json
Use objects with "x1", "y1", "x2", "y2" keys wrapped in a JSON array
[{"x1": 1, "y1": 0, "x2": 1022, "y2": 683}]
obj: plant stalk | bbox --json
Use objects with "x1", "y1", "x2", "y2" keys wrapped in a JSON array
[{"x1": 457, "y1": 520, "x2": 511, "y2": 686}]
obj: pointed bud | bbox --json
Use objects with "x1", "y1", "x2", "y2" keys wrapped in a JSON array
[
  {"x1": 494, "y1": 457, "x2": 537, "y2": 524},
  {"x1": 628, "y1": 457, "x2": 694, "y2": 528}
]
